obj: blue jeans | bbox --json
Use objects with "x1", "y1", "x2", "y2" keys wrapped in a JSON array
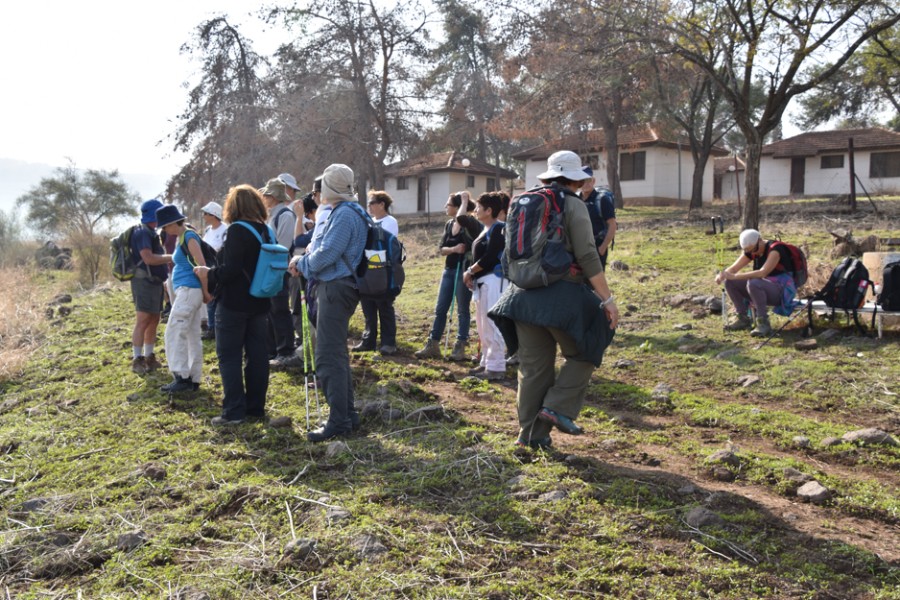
[
  {"x1": 316, "y1": 279, "x2": 360, "y2": 432},
  {"x1": 206, "y1": 297, "x2": 218, "y2": 331},
  {"x1": 216, "y1": 305, "x2": 269, "y2": 421},
  {"x1": 360, "y1": 295, "x2": 396, "y2": 347},
  {"x1": 428, "y1": 266, "x2": 471, "y2": 342}
]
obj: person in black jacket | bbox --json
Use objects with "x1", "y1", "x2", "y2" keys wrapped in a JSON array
[
  {"x1": 194, "y1": 185, "x2": 271, "y2": 426},
  {"x1": 414, "y1": 192, "x2": 482, "y2": 361}
]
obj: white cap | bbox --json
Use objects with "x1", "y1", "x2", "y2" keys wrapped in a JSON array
[
  {"x1": 201, "y1": 201, "x2": 223, "y2": 220},
  {"x1": 739, "y1": 229, "x2": 761, "y2": 250},
  {"x1": 278, "y1": 173, "x2": 301, "y2": 191}
]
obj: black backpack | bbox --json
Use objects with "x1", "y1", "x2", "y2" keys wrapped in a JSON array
[
  {"x1": 877, "y1": 261, "x2": 900, "y2": 311},
  {"x1": 337, "y1": 202, "x2": 406, "y2": 297},
  {"x1": 180, "y1": 229, "x2": 218, "y2": 268},
  {"x1": 806, "y1": 257, "x2": 875, "y2": 335}
]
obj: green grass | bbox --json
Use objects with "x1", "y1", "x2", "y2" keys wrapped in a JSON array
[{"x1": 1, "y1": 199, "x2": 899, "y2": 598}]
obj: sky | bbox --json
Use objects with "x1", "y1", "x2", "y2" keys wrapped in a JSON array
[{"x1": 0, "y1": 1, "x2": 285, "y2": 211}]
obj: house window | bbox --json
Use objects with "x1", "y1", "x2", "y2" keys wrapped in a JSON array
[
  {"x1": 870, "y1": 152, "x2": 900, "y2": 178},
  {"x1": 466, "y1": 175, "x2": 475, "y2": 188},
  {"x1": 620, "y1": 151, "x2": 646, "y2": 181},
  {"x1": 396, "y1": 176, "x2": 408, "y2": 190},
  {"x1": 821, "y1": 155, "x2": 844, "y2": 169},
  {"x1": 486, "y1": 177, "x2": 497, "y2": 191}
]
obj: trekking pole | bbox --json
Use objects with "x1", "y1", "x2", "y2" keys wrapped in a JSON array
[
  {"x1": 714, "y1": 216, "x2": 726, "y2": 326},
  {"x1": 444, "y1": 262, "x2": 461, "y2": 350},
  {"x1": 754, "y1": 306, "x2": 806, "y2": 351},
  {"x1": 300, "y1": 288, "x2": 320, "y2": 429}
]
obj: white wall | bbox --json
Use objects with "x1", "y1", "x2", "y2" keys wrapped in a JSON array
[
  {"x1": 720, "y1": 169, "x2": 744, "y2": 200},
  {"x1": 384, "y1": 171, "x2": 504, "y2": 215},
  {"x1": 758, "y1": 156, "x2": 793, "y2": 197},
  {"x1": 758, "y1": 152, "x2": 900, "y2": 197}
]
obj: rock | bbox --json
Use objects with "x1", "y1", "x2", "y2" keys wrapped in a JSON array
[
  {"x1": 673, "y1": 323, "x2": 693, "y2": 331},
  {"x1": 796, "y1": 481, "x2": 831, "y2": 504},
  {"x1": 382, "y1": 408, "x2": 404, "y2": 422},
  {"x1": 325, "y1": 441, "x2": 350, "y2": 458},
  {"x1": 706, "y1": 450, "x2": 740, "y2": 467},
  {"x1": 537, "y1": 490, "x2": 568, "y2": 502},
  {"x1": 685, "y1": 507, "x2": 724, "y2": 528},
  {"x1": 736, "y1": 374, "x2": 760, "y2": 388},
  {"x1": 820, "y1": 436, "x2": 842, "y2": 448},
  {"x1": 841, "y1": 428, "x2": 898, "y2": 446},
  {"x1": 794, "y1": 339, "x2": 818, "y2": 351},
  {"x1": 678, "y1": 343, "x2": 707, "y2": 354},
  {"x1": 675, "y1": 334, "x2": 696, "y2": 345},
  {"x1": 609, "y1": 260, "x2": 629, "y2": 271},
  {"x1": 351, "y1": 534, "x2": 387, "y2": 559},
  {"x1": 507, "y1": 475, "x2": 527, "y2": 488},
  {"x1": 269, "y1": 416, "x2": 292, "y2": 429},
  {"x1": 691, "y1": 295, "x2": 712, "y2": 305},
  {"x1": 0, "y1": 440, "x2": 20, "y2": 454},
  {"x1": 406, "y1": 405, "x2": 445, "y2": 423},
  {"x1": 138, "y1": 463, "x2": 167, "y2": 481},
  {"x1": 691, "y1": 308, "x2": 708, "y2": 319},
  {"x1": 677, "y1": 483, "x2": 698, "y2": 495},
  {"x1": 361, "y1": 400, "x2": 390, "y2": 418},
  {"x1": 599, "y1": 438, "x2": 623, "y2": 451},
  {"x1": 58, "y1": 306, "x2": 72, "y2": 317},
  {"x1": 705, "y1": 297, "x2": 724, "y2": 314},
  {"x1": 816, "y1": 328, "x2": 840, "y2": 342},
  {"x1": 715, "y1": 349, "x2": 740, "y2": 360},
  {"x1": 792, "y1": 436, "x2": 811, "y2": 449},
  {"x1": 666, "y1": 294, "x2": 692, "y2": 308},
  {"x1": 50, "y1": 294, "x2": 73, "y2": 305},
  {"x1": 18, "y1": 498, "x2": 48, "y2": 513},
  {"x1": 782, "y1": 467, "x2": 813, "y2": 484},
  {"x1": 283, "y1": 538, "x2": 317, "y2": 562},
  {"x1": 326, "y1": 507, "x2": 352, "y2": 523},
  {"x1": 116, "y1": 530, "x2": 148, "y2": 552},
  {"x1": 710, "y1": 466, "x2": 735, "y2": 482},
  {"x1": 612, "y1": 359, "x2": 636, "y2": 369},
  {"x1": 652, "y1": 383, "x2": 675, "y2": 400},
  {"x1": 626, "y1": 304, "x2": 640, "y2": 312}
]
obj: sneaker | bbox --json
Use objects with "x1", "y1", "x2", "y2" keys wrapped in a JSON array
[
  {"x1": 448, "y1": 340, "x2": 467, "y2": 361},
  {"x1": 506, "y1": 353, "x2": 520, "y2": 366},
  {"x1": 131, "y1": 356, "x2": 148, "y2": 375},
  {"x1": 475, "y1": 369, "x2": 505, "y2": 381},
  {"x1": 537, "y1": 407, "x2": 584, "y2": 436},
  {"x1": 270, "y1": 352, "x2": 303, "y2": 368},
  {"x1": 378, "y1": 345, "x2": 397, "y2": 355},
  {"x1": 307, "y1": 425, "x2": 351, "y2": 443},
  {"x1": 145, "y1": 354, "x2": 163, "y2": 371},
  {"x1": 352, "y1": 341, "x2": 376, "y2": 352},
  {"x1": 724, "y1": 314, "x2": 753, "y2": 331},
  {"x1": 467, "y1": 365, "x2": 486, "y2": 375},
  {"x1": 211, "y1": 416, "x2": 244, "y2": 426},
  {"x1": 414, "y1": 338, "x2": 442, "y2": 359},
  {"x1": 515, "y1": 435, "x2": 552, "y2": 449}
]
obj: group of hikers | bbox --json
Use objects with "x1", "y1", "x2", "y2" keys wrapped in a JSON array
[{"x1": 126, "y1": 151, "x2": 800, "y2": 447}]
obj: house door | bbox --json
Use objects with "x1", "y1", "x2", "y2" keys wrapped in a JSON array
[
  {"x1": 417, "y1": 177, "x2": 427, "y2": 212},
  {"x1": 790, "y1": 158, "x2": 805, "y2": 195}
]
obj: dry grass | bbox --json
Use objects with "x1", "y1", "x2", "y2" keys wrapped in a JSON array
[{"x1": 0, "y1": 267, "x2": 58, "y2": 380}]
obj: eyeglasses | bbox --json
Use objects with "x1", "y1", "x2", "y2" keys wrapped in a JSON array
[{"x1": 366, "y1": 200, "x2": 380, "y2": 206}]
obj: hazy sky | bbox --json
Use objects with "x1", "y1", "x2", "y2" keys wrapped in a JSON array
[{"x1": 0, "y1": 1, "x2": 283, "y2": 202}]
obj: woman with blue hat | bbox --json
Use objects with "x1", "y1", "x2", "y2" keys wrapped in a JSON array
[{"x1": 157, "y1": 204, "x2": 211, "y2": 393}]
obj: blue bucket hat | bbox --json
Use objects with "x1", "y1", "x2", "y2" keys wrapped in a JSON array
[
  {"x1": 140, "y1": 199, "x2": 164, "y2": 224},
  {"x1": 155, "y1": 204, "x2": 186, "y2": 228}
]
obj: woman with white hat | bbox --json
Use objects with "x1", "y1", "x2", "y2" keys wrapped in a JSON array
[
  {"x1": 157, "y1": 204, "x2": 211, "y2": 393},
  {"x1": 200, "y1": 201, "x2": 226, "y2": 339}
]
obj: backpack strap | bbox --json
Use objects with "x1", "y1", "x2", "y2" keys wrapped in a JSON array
[
  {"x1": 331, "y1": 201, "x2": 372, "y2": 275},
  {"x1": 234, "y1": 221, "x2": 276, "y2": 285},
  {"x1": 179, "y1": 229, "x2": 203, "y2": 268}
]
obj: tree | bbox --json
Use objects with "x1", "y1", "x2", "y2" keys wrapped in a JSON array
[
  {"x1": 797, "y1": 26, "x2": 900, "y2": 130},
  {"x1": 19, "y1": 162, "x2": 138, "y2": 285},
  {"x1": 646, "y1": 0, "x2": 900, "y2": 228}
]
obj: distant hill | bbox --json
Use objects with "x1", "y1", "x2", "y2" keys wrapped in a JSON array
[{"x1": 0, "y1": 157, "x2": 171, "y2": 217}]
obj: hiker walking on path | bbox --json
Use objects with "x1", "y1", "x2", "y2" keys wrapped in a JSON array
[
  {"x1": 194, "y1": 186, "x2": 272, "y2": 426},
  {"x1": 289, "y1": 164, "x2": 368, "y2": 442},
  {"x1": 158, "y1": 204, "x2": 211, "y2": 393},
  {"x1": 414, "y1": 192, "x2": 482, "y2": 361},
  {"x1": 130, "y1": 199, "x2": 173, "y2": 374},
  {"x1": 716, "y1": 228, "x2": 800, "y2": 337},
  {"x1": 489, "y1": 151, "x2": 619, "y2": 450}
]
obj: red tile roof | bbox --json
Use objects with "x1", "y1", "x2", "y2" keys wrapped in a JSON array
[
  {"x1": 511, "y1": 124, "x2": 730, "y2": 160},
  {"x1": 384, "y1": 151, "x2": 518, "y2": 179},
  {"x1": 761, "y1": 128, "x2": 900, "y2": 158}
]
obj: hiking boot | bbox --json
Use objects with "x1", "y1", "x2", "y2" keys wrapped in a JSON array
[
  {"x1": 475, "y1": 369, "x2": 506, "y2": 381},
  {"x1": 414, "y1": 338, "x2": 442, "y2": 359},
  {"x1": 537, "y1": 407, "x2": 584, "y2": 435},
  {"x1": 468, "y1": 365, "x2": 486, "y2": 375},
  {"x1": 352, "y1": 340, "x2": 376, "y2": 352},
  {"x1": 201, "y1": 330, "x2": 216, "y2": 341},
  {"x1": 131, "y1": 356, "x2": 148, "y2": 375},
  {"x1": 506, "y1": 353, "x2": 520, "y2": 366},
  {"x1": 211, "y1": 416, "x2": 244, "y2": 426},
  {"x1": 723, "y1": 314, "x2": 753, "y2": 331},
  {"x1": 270, "y1": 352, "x2": 303, "y2": 369},
  {"x1": 160, "y1": 376, "x2": 196, "y2": 393},
  {"x1": 448, "y1": 340, "x2": 467, "y2": 361},
  {"x1": 750, "y1": 316, "x2": 773, "y2": 337},
  {"x1": 378, "y1": 345, "x2": 397, "y2": 355},
  {"x1": 145, "y1": 354, "x2": 162, "y2": 371},
  {"x1": 515, "y1": 435, "x2": 552, "y2": 450}
]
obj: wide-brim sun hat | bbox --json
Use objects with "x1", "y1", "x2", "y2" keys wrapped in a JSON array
[
  {"x1": 321, "y1": 164, "x2": 356, "y2": 202},
  {"x1": 140, "y1": 199, "x2": 164, "y2": 224},
  {"x1": 260, "y1": 178, "x2": 290, "y2": 203},
  {"x1": 201, "y1": 201, "x2": 223, "y2": 220},
  {"x1": 537, "y1": 150, "x2": 590, "y2": 182},
  {"x1": 156, "y1": 204, "x2": 186, "y2": 228}
]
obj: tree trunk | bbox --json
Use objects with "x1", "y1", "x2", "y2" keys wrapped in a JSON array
[
  {"x1": 689, "y1": 148, "x2": 711, "y2": 210},
  {"x1": 602, "y1": 126, "x2": 623, "y2": 209},
  {"x1": 742, "y1": 131, "x2": 762, "y2": 230}
]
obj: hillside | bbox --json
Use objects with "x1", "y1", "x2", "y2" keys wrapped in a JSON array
[{"x1": 1, "y1": 200, "x2": 898, "y2": 599}]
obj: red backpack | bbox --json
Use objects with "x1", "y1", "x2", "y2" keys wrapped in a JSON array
[{"x1": 770, "y1": 241, "x2": 808, "y2": 287}]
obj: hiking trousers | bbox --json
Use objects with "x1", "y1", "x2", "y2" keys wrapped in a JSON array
[{"x1": 164, "y1": 286, "x2": 204, "y2": 383}]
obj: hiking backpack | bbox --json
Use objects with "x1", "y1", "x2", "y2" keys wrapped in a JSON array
[
  {"x1": 338, "y1": 202, "x2": 406, "y2": 297},
  {"x1": 503, "y1": 184, "x2": 574, "y2": 289},
  {"x1": 806, "y1": 256, "x2": 875, "y2": 335},
  {"x1": 585, "y1": 186, "x2": 614, "y2": 245},
  {"x1": 483, "y1": 221, "x2": 506, "y2": 278},
  {"x1": 233, "y1": 221, "x2": 289, "y2": 298},
  {"x1": 179, "y1": 229, "x2": 218, "y2": 268},
  {"x1": 877, "y1": 261, "x2": 900, "y2": 311},
  {"x1": 769, "y1": 240, "x2": 808, "y2": 287},
  {"x1": 110, "y1": 224, "x2": 142, "y2": 281}
]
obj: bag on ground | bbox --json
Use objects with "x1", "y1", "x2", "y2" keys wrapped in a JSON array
[
  {"x1": 877, "y1": 260, "x2": 900, "y2": 311},
  {"x1": 234, "y1": 221, "x2": 289, "y2": 298},
  {"x1": 770, "y1": 240, "x2": 808, "y2": 287},
  {"x1": 110, "y1": 225, "x2": 140, "y2": 281},
  {"x1": 806, "y1": 256, "x2": 875, "y2": 334},
  {"x1": 503, "y1": 183, "x2": 573, "y2": 288},
  {"x1": 338, "y1": 202, "x2": 406, "y2": 297}
]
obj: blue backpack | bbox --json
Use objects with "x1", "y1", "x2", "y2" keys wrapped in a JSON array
[{"x1": 234, "y1": 221, "x2": 289, "y2": 298}]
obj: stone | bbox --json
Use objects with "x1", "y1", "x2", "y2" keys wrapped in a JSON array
[
  {"x1": 816, "y1": 328, "x2": 840, "y2": 342},
  {"x1": 782, "y1": 467, "x2": 813, "y2": 484},
  {"x1": 116, "y1": 530, "x2": 148, "y2": 552},
  {"x1": 684, "y1": 507, "x2": 724, "y2": 528},
  {"x1": 325, "y1": 441, "x2": 350, "y2": 458},
  {"x1": 269, "y1": 416, "x2": 292, "y2": 429},
  {"x1": 792, "y1": 436, "x2": 811, "y2": 449},
  {"x1": 50, "y1": 294, "x2": 73, "y2": 305},
  {"x1": 715, "y1": 349, "x2": 740, "y2": 360},
  {"x1": 283, "y1": 538, "x2": 317, "y2": 562},
  {"x1": 609, "y1": 260, "x2": 629, "y2": 271},
  {"x1": 677, "y1": 483, "x2": 698, "y2": 495},
  {"x1": 841, "y1": 428, "x2": 898, "y2": 446},
  {"x1": 737, "y1": 374, "x2": 760, "y2": 387},
  {"x1": 666, "y1": 294, "x2": 692, "y2": 307},
  {"x1": 139, "y1": 463, "x2": 167, "y2": 481},
  {"x1": 612, "y1": 359, "x2": 636, "y2": 369},
  {"x1": 599, "y1": 438, "x2": 623, "y2": 451},
  {"x1": 710, "y1": 467, "x2": 735, "y2": 482},
  {"x1": 678, "y1": 343, "x2": 707, "y2": 354},
  {"x1": 326, "y1": 507, "x2": 352, "y2": 523},
  {"x1": 652, "y1": 383, "x2": 675, "y2": 400},
  {"x1": 705, "y1": 297, "x2": 724, "y2": 314},
  {"x1": 381, "y1": 408, "x2": 404, "y2": 422},
  {"x1": 406, "y1": 405, "x2": 445, "y2": 423},
  {"x1": 351, "y1": 534, "x2": 387, "y2": 559},
  {"x1": 706, "y1": 450, "x2": 740, "y2": 467},
  {"x1": 361, "y1": 400, "x2": 390, "y2": 417},
  {"x1": 820, "y1": 437, "x2": 842, "y2": 448},
  {"x1": 675, "y1": 334, "x2": 697, "y2": 345},
  {"x1": 507, "y1": 475, "x2": 527, "y2": 488},
  {"x1": 673, "y1": 323, "x2": 693, "y2": 331},
  {"x1": 794, "y1": 339, "x2": 818, "y2": 351},
  {"x1": 796, "y1": 481, "x2": 831, "y2": 504},
  {"x1": 537, "y1": 490, "x2": 568, "y2": 502},
  {"x1": 18, "y1": 498, "x2": 48, "y2": 513}
]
